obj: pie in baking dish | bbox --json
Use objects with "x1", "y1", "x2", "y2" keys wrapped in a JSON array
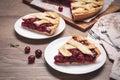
[
  {"x1": 43, "y1": 0, "x2": 103, "y2": 21},
  {"x1": 54, "y1": 35, "x2": 101, "y2": 65},
  {"x1": 21, "y1": 11, "x2": 60, "y2": 36},
  {"x1": 70, "y1": 0, "x2": 103, "y2": 21}
]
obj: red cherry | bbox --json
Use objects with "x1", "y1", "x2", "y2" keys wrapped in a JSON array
[
  {"x1": 28, "y1": 55, "x2": 35, "y2": 64},
  {"x1": 24, "y1": 46, "x2": 30, "y2": 53},
  {"x1": 35, "y1": 49, "x2": 42, "y2": 58},
  {"x1": 58, "y1": 5, "x2": 63, "y2": 12}
]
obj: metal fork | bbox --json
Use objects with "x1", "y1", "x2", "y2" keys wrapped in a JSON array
[
  {"x1": 88, "y1": 30, "x2": 113, "y2": 46},
  {"x1": 98, "y1": 22, "x2": 120, "y2": 51},
  {"x1": 88, "y1": 30, "x2": 108, "y2": 53}
]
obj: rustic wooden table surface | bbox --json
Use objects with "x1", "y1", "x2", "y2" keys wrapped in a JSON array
[{"x1": 0, "y1": 0, "x2": 120, "y2": 80}]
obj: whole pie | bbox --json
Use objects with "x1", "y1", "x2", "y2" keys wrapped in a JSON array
[
  {"x1": 71, "y1": 0, "x2": 103, "y2": 21},
  {"x1": 54, "y1": 35, "x2": 101, "y2": 65},
  {"x1": 21, "y1": 11, "x2": 60, "y2": 36},
  {"x1": 43, "y1": 0, "x2": 103, "y2": 21}
]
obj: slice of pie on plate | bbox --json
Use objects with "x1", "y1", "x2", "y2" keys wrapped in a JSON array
[
  {"x1": 21, "y1": 11, "x2": 60, "y2": 36},
  {"x1": 70, "y1": 0, "x2": 103, "y2": 21},
  {"x1": 54, "y1": 35, "x2": 101, "y2": 65}
]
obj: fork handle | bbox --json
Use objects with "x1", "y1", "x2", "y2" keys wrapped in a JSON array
[
  {"x1": 106, "y1": 33, "x2": 120, "y2": 49},
  {"x1": 100, "y1": 43, "x2": 108, "y2": 55}
]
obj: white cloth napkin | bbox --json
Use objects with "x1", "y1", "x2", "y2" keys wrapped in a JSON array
[
  {"x1": 110, "y1": 56, "x2": 120, "y2": 80},
  {"x1": 90, "y1": 12, "x2": 120, "y2": 80},
  {"x1": 90, "y1": 12, "x2": 120, "y2": 61},
  {"x1": 30, "y1": 0, "x2": 113, "y2": 22}
]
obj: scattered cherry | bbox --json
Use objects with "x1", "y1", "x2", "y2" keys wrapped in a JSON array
[
  {"x1": 24, "y1": 46, "x2": 30, "y2": 54},
  {"x1": 35, "y1": 49, "x2": 42, "y2": 58},
  {"x1": 58, "y1": 5, "x2": 63, "y2": 12},
  {"x1": 28, "y1": 55, "x2": 35, "y2": 64}
]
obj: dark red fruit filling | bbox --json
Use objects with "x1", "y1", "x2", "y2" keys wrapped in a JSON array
[
  {"x1": 54, "y1": 53, "x2": 64, "y2": 63},
  {"x1": 22, "y1": 18, "x2": 40, "y2": 23},
  {"x1": 37, "y1": 23, "x2": 53, "y2": 33},
  {"x1": 54, "y1": 48, "x2": 97, "y2": 64},
  {"x1": 35, "y1": 49, "x2": 42, "y2": 58},
  {"x1": 24, "y1": 46, "x2": 30, "y2": 53},
  {"x1": 50, "y1": 0, "x2": 73, "y2": 6},
  {"x1": 28, "y1": 55, "x2": 35, "y2": 64},
  {"x1": 22, "y1": 18, "x2": 54, "y2": 33}
]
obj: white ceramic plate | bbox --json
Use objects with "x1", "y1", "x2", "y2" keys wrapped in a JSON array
[
  {"x1": 44, "y1": 36, "x2": 107, "y2": 74},
  {"x1": 14, "y1": 13, "x2": 66, "y2": 39}
]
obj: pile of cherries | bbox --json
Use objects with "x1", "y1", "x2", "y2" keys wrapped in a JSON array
[{"x1": 24, "y1": 46, "x2": 42, "y2": 64}]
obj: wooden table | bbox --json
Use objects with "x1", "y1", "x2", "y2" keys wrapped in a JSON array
[{"x1": 0, "y1": 0, "x2": 119, "y2": 80}]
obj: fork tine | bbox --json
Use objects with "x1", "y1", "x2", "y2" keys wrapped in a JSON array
[
  {"x1": 102, "y1": 27, "x2": 107, "y2": 33},
  {"x1": 98, "y1": 22, "x2": 107, "y2": 33},
  {"x1": 88, "y1": 30, "x2": 98, "y2": 40},
  {"x1": 90, "y1": 30, "x2": 100, "y2": 39}
]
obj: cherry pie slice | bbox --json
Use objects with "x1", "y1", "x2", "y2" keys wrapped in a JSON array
[
  {"x1": 43, "y1": 0, "x2": 103, "y2": 21},
  {"x1": 54, "y1": 35, "x2": 101, "y2": 65},
  {"x1": 70, "y1": 0, "x2": 103, "y2": 21},
  {"x1": 21, "y1": 11, "x2": 60, "y2": 36}
]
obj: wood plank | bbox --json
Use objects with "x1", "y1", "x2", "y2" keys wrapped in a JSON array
[
  {"x1": 1, "y1": 0, "x2": 120, "y2": 80},
  {"x1": 23, "y1": 0, "x2": 120, "y2": 31}
]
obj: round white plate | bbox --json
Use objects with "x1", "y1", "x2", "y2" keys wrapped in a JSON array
[
  {"x1": 44, "y1": 36, "x2": 107, "y2": 74},
  {"x1": 14, "y1": 13, "x2": 66, "y2": 39}
]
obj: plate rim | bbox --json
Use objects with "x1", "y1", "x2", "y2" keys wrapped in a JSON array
[
  {"x1": 14, "y1": 13, "x2": 66, "y2": 39},
  {"x1": 44, "y1": 36, "x2": 107, "y2": 74}
]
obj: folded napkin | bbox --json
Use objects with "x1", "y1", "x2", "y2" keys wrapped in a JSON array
[
  {"x1": 90, "y1": 12, "x2": 120, "y2": 80},
  {"x1": 31, "y1": 0, "x2": 113, "y2": 22},
  {"x1": 91, "y1": 12, "x2": 120, "y2": 61},
  {"x1": 110, "y1": 56, "x2": 120, "y2": 80}
]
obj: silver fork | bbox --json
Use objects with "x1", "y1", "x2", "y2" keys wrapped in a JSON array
[
  {"x1": 88, "y1": 30, "x2": 108, "y2": 53},
  {"x1": 98, "y1": 22, "x2": 120, "y2": 51},
  {"x1": 88, "y1": 30, "x2": 113, "y2": 46}
]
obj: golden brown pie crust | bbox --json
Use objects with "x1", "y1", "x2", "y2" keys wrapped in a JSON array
[{"x1": 71, "y1": 0, "x2": 103, "y2": 21}]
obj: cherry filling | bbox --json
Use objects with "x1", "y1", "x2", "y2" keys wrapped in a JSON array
[
  {"x1": 22, "y1": 18, "x2": 40, "y2": 23},
  {"x1": 57, "y1": 0, "x2": 74, "y2": 6},
  {"x1": 22, "y1": 18, "x2": 54, "y2": 33},
  {"x1": 54, "y1": 48, "x2": 97, "y2": 64},
  {"x1": 37, "y1": 23, "x2": 53, "y2": 33}
]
